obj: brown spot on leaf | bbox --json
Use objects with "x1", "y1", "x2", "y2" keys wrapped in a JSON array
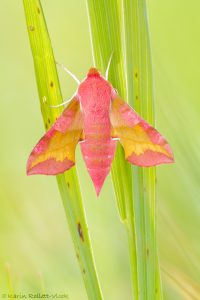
[
  {"x1": 83, "y1": 268, "x2": 86, "y2": 274},
  {"x1": 45, "y1": 123, "x2": 48, "y2": 129},
  {"x1": 66, "y1": 182, "x2": 70, "y2": 188},
  {"x1": 37, "y1": 7, "x2": 40, "y2": 14},
  {"x1": 29, "y1": 25, "x2": 35, "y2": 31},
  {"x1": 50, "y1": 81, "x2": 54, "y2": 87},
  {"x1": 48, "y1": 118, "x2": 51, "y2": 124},
  {"x1": 134, "y1": 72, "x2": 138, "y2": 79},
  {"x1": 77, "y1": 222, "x2": 84, "y2": 241}
]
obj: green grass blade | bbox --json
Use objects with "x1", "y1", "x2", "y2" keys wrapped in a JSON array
[
  {"x1": 86, "y1": 0, "x2": 162, "y2": 299},
  {"x1": 86, "y1": 1, "x2": 139, "y2": 298},
  {"x1": 123, "y1": 1, "x2": 162, "y2": 298},
  {"x1": 86, "y1": 0, "x2": 131, "y2": 222},
  {"x1": 23, "y1": 1, "x2": 103, "y2": 299}
]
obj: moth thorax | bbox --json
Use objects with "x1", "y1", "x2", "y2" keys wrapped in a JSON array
[{"x1": 87, "y1": 68, "x2": 100, "y2": 77}]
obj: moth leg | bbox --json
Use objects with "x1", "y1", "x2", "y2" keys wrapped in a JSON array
[
  {"x1": 56, "y1": 61, "x2": 80, "y2": 84},
  {"x1": 105, "y1": 50, "x2": 114, "y2": 80}
]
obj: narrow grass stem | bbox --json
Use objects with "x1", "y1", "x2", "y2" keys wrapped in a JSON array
[
  {"x1": 123, "y1": 0, "x2": 162, "y2": 298},
  {"x1": 23, "y1": 1, "x2": 103, "y2": 299}
]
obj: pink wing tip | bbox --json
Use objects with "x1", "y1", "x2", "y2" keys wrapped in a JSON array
[
  {"x1": 26, "y1": 158, "x2": 33, "y2": 175},
  {"x1": 26, "y1": 156, "x2": 75, "y2": 175},
  {"x1": 127, "y1": 149, "x2": 174, "y2": 167}
]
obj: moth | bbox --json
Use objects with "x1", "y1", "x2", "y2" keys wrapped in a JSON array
[{"x1": 27, "y1": 65, "x2": 174, "y2": 196}]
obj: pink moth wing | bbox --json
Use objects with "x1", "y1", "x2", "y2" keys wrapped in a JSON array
[
  {"x1": 27, "y1": 97, "x2": 83, "y2": 175},
  {"x1": 110, "y1": 97, "x2": 174, "y2": 166}
]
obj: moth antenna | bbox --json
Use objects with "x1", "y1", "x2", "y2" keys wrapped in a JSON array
[
  {"x1": 105, "y1": 51, "x2": 114, "y2": 80},
  {"x1": 56, "y1": 61, "x2": 80, "y2": 85},
  {"x1": 50, "y1": 96, "x2": 74, "y2": 108}
]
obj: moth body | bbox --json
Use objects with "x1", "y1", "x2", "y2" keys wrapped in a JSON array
[{"x1": 77, "y1": 69, "x2": 116, "y2": 194}]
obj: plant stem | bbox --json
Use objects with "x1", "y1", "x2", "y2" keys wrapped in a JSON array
[
  {"x1": 86, "y1": 0, "x2": 162, "y2": 299},
  {"x1": 23, "y1": 1, "x2": 103, "y2": 299}
]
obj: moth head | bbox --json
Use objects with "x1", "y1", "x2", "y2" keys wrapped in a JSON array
[{"x1": 87, "y1": 68, "x2": 100, "y2": 77}]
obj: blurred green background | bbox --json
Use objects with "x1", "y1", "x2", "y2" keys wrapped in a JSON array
[{"x1": 0, "y1": 1, "x2": 200, "y2": 299}]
